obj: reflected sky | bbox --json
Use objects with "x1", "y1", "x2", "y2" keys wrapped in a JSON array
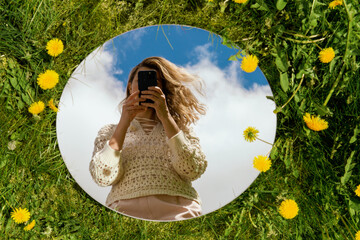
[
  {"x1": 104, "y1": 25, "x2": 268, "y2": 90},
  {"x1": 57, "y1": 24, "x2": 277, "y2": 218}
]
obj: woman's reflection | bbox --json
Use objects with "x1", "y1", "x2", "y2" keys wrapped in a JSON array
[{"x1": 89, "y1": 56, "x2": 208, "y2": 221}]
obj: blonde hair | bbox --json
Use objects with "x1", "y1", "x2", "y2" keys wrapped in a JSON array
[{"x1": 118, "y1": 56, "x2": 207, "y2": 130}]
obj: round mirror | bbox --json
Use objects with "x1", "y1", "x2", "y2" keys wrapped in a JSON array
[{"x1": 56, "y1": 24, "x2": 277, "y2": 222}]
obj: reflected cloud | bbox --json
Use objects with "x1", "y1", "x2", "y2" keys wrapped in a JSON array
[
  {"x1": 57, "y1": 24, "x2": 277, "y2": 220},
  {"x1": 182, "y1": 47, "x2": 275, "y2": 211},
  {"x1": 122, "y1": 27, "x2": 148, "y2": 50}
]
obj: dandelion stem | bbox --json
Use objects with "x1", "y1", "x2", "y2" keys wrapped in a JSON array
[
  {"x1": 259, "y1": 199, "x2": 278, "y2": 208},
  {"x1": 248, "y1": 211, "x2": 257, "y2": 228},
  {"x1": 27, "y1": 89, "x2": 34, "y2": 102},
  {"x1": 255, "y1": 137, "x2": 273, "y2": 146},
  {"x1": 277, "y1": 74, "x2": 305, "y2": 113},
  {"x1": 323, "y1": 0, "x2": 352, "y2": 107},
  {"x1": 337, "y1": 212, "x2": 354, "y2": 239},
  {"x1": 329, "y1": 205, "x2": 354, "y2": 239},
  {"x1": 322, "y1": 57, "x2": 346, "y2": 107},
  {"x1": 252, "y1": 204, "x2": 262, "y2": 212},
  {"x1": 342, "y1": 0, "x2": 353, "y2": 61},
  {"x1": 279, "y1": 36, "x2": 325, "y2": 45},
  {"x1": 240, "y1": 37, "x2": 255, "y2": 41},
  {"x1": 283, "y1": 31, "x2": 325, "y2": 39},
  {"x1": 266, "y1": 148, "x2": 272, "y2": 156}
]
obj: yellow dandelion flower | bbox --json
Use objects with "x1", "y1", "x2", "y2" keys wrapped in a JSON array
[
  {"x1": 303, "y1": 112, "x2": 329, "y2": 131},
  {"x1": 329, "y1": 0, "x2": 342, "y2": 9},
  {"x1": 48, "y1": 99, "x2": 58, "y2": 112},
  {"x1": 355, "y1": 185, "x2": 360, "y2": 198},
  {"x1": 241, "y1": 55, "x2": 259, "y2": 73},
  {"x1": 243, "y1": 126, "x2": 259, "y2": 142},
  {"x1": 233, "y1": 0, "x2": 248, "y2": 3},
  {"x1": 279, "y1": 199, "x2": 299, "y2": 219},
  {"x1": 37, "y1": 70, "x2": 59, "y2": 90},
  {"x1": 11, "y1": 207, "x2": 31, "y2": 224},
  {"x1": 319, "y1": 47, "x2": 335, "y2": 63},
  {"x1": 28, "y1": 101, "x2": 45, "y2": 115},
  {"x1": 356, "y1": 230, "x2": 360, "y2": 240},
  {"x1": 253, "y1": 155, "x2": 272, "y2": 172},
  {"x1": 46, "y1": 38, "x2": 64, "y2": 57},
  {"x1": 24, "y1": 220, "x2": 36, "y2": 231}
]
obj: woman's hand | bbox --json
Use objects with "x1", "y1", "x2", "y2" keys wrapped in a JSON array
[
  {"x1": 140, "y1": 86, "x2": 171, "y2": 122},
  {"x1": 120, "y1": 90, "x2": 147, "y2": 126}
]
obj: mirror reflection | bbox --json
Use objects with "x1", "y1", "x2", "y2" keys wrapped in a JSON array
[{"x1": 56, "y1": 24, "x2": 277, "y2": 222}]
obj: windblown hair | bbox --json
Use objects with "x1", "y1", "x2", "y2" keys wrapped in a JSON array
[{"x1": 118, "y1": 56, "x2": 207, "y2": 130}]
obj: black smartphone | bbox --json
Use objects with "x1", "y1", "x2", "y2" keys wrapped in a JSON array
[{"x1": 138, "y1": 70, "x2": 157, "y2": 105}]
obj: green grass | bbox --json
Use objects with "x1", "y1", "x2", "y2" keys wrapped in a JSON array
[{"x1": 1, "y1": 0, "x2": 360, "y2": 239}]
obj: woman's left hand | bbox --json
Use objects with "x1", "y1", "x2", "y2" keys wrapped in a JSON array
[{"x1": 140, "y1": 86, "x2": 171, "y2": 122}]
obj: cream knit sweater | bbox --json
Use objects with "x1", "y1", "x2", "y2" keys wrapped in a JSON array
[{"x1": 89, "y1": 118, "x2": 207, "y2": 207}]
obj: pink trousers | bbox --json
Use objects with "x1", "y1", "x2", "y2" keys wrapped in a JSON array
[{"x1": 108, "y1": 194, "x2": 202, "y2": 221}]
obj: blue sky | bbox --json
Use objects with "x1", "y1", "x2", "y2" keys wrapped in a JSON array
[{"x1": 103, "y1": 24, "x2": 268, "y2": 90}]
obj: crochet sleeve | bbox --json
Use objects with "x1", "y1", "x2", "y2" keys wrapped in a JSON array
[
  {"x1": 89, "y1": 124, "x2": 124, "y2": 187},
  {"x1": 166, "y1": 126, "x2": 207, "y2": 181}
]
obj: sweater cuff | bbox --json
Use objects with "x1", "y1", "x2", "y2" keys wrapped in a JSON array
[
  {"x1": 97, "y1": 140, "x2": 122, "y2": 166},
  {"x1": 166, "y1": 130, "x2": 189, "y2": 152}
]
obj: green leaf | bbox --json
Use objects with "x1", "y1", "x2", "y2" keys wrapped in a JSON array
[
  {"x1": 294, "y1": 93, "x2": 300, "y2": 102},
  {"x1": 299, "y1": 99, "x2": 306, "y2": 111},
  {"x1": 313, "y1": 102, "x2": 330, "y2": 116},
  {"x1": 5, "y1": 217, "x2": 12, "y2": 234},
  {"x1": 220, "y1": 1, "x2": 229, "y2": 13},
  {"x1": 9, "y1": 77, "x2": 20, "y2": 91},
  {"x1": 29, "y1": 87, "x2": 35, "y2": 98},
  {"x1": 250, "y1": 2, "x2": 268, "y2": 11},
  {"x1": 296, "y1": 70, "x2": 306, "y2": 79},
  {"x1": 349, "y1": 125, "x2": 358, "y2": 144},
  {"x1": 340, "y1": 151, "x2": 356, "y2": 185},
  {"x1": 329, "y1": 57, "x2": 336, "y2": 73},
  {"x1": 284, "y1": 156, "x2": 290, "y2": 169},
  {"x1": 17, "y1": 99, "x2": 24, "y2": 109},
  {"x1": 280, "y1": 72, "x2": 289, "y2": 92},
  {"x1": 8, "y1": 58, "x2": 15, "y2": 69},
  {"x1": 276, "y1": 0, "x2": 287, "y2": 10},
  {"x1": 304, "y1": 127, "x2": 310, "y2": 137},
  {"x1": 221, "y1": 37, "x2": 234, "y2": 49},
  {"x1": 283, "y1": 139, "x2": 291, "y2": 169},
  {"x1": 349, "y1": 196, "x2": 360, "y2": 211},
  {"x1": 135, "y1": 2, "x2": 143, "y2": 10},
  {"x1": 0, "y1": 156, "x2": 6, "y2": 168},
  {"x1": 252, "y1": 0, "x2": 269, "y2": 11},
  {"x1": 18, "y1": 74, "x2": 27, "y2": 90},
  {"x1": 266, "y1": 95, "x2": 274, "y2": 101},
  {"x1": 10, "y1": 132, "x2": 20, "y2": 140},
  {"x1": 292, "y1": 169, "x2": 299, "y2": 178},
  {"x1": 228, "y1": 55, "x2": 238, "y2": 61},
  {"x1": 270, "y1": 145, "x2": 278, "y2": 159},
  {"x1": 21, "y1": 93, "x2": 32, "y2": 105},
  {"x1": 250, "y1": 3, "x2": 261, "y2": 9},
  {"x1": 275, "y1": 56, "x2": 288, "y2": 72},
  {"x1": 309, "y1": 19, "x2": 317, "y2": 28}
]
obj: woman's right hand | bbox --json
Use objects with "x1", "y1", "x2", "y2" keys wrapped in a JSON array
[{"x1": 120, "y1": 90, "x2": 147, "y2": 126}]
